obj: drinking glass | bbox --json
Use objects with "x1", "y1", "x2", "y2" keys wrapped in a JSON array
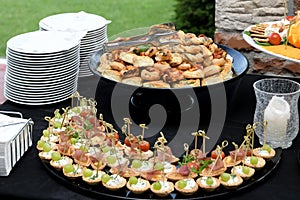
[{"x1": 253, "y1": 78, "x2": 300, "y2": 149}]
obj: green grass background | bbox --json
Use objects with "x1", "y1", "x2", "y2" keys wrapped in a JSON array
[{"x1": 0, "y1": 0, "x2": 176, "y2": 57}]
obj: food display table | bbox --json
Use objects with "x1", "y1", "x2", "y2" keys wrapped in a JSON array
[{"x1": 0, "y1": 74, "x2": 299, "y2": 200}]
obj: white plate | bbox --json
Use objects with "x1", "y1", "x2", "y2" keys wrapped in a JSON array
[
  {"x1": 39, "y1": 11, "x2": 111, "y2": 32},
  {"x1": 80, "y1": 48, "x2": 100, "y2": 55},
  {"x1": 6, "y1": 47, "x2": 79, "y2": 60},
  {"x1": 4, "y1": 80, "x2": 76, "y2": 93},
  {"x1": 4, "y1": 87, "x2": 77, "y2": 105},
  {"x1": 6, "y1": 63, "x2": 78, "y2": 76},
  {"x1": 5, "y1": 83, "x2": 76, "y2": 98},
  {"x1": 4, "y1": 79, "x2": 77, "y2": 95},
  {"x1": 85, "y1": 26, "x2": 107, "y2": 34},
  {"x1": 4, "y1": 80, "x2": 78, "y2": 99},
  {"x1": 6, "y1": 67, "x2": 78, "y2": 80},
  {"x1": 243, "y1": 21, "x2": 300, "y2": 64},
  {"x1": 5, "y1": 79, "x2": 77, "y2": 93},
  {"x1": 6, "y1": 44, "x2": 80, "y2": 57},
  {"x1": 6, "y1": 62, "x2": 79, "y2": 76},
  {"x1": 6, "y1": 79, "x2": 77, "y2": 95},
  {"x1": 82, "y1": 33, "x2": 107, "y2": 41},
  {"x1": 6, "y1": 51, "x2": 79, "y2": 64},
  {"x1": 81, "y1": 36, "x2": 107, "y2": 44},
  {"x1": 83, "y1": 29, "x2": 107, "y2": 37},
  {"x1": 6, "y1": 56, "x2": 79, "y2": 70},
  {"x1": 81, "y1": 39, "x2": 105, "y2": 46},
  {"x1": 5, "y1": 70, "x2": 78, "y2": 85},
  {"x1": 7, "y1": 31, "x2": 82, "y2": 54}
]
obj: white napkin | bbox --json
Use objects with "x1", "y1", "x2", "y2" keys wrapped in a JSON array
[
  {"x1": 0, "y1": 113, "x2": 33, "y2": 176},
  {"x1": 0, "y1": 113, "x2": 28, "y2": 143}
]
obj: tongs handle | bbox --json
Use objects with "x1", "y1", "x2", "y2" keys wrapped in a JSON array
[
  {"x1": 103, "y1": 29, "x2": 179, "y2": 52},
  {"x1": 103, "y1": 31, "x2": 178, "y2": 52},
  {"x1": 103, "y1": 37, "x2": 150, "y2": 51}
]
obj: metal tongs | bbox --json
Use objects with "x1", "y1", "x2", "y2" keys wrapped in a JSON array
[{"x1": 103, "y1": 22, "x2": 181, "y2": 52}]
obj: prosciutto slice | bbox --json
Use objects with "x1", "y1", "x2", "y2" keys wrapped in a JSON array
[
  {"x1": 57, "y1": 142, "x2": 72, "y2": 154},
  {"x1": 209, "y1": 158, "x2": 224, "y2": 171},
  {"x1": 178, "y1": 165, "x2": 190, "y2": 176},
  {"x1": 229, "y1": 149, "x2": 246, "y2": 161},
  {"x1": 73, "y1": 149, "x2": 89, "y2": 163},
  {"x1": 156, "y1": 146, "x2": 174, "y2": 163}
]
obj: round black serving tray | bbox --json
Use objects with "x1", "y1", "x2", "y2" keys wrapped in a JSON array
[
  {"x1": 90, "y1": 44, "x2": 249, "y2": 126},
  {"x1": 41, "y1": 148, "x2": 281, "y2": 199},
  {"x1": 298, "y1": 150, "x2": 300, "y2": 167}
]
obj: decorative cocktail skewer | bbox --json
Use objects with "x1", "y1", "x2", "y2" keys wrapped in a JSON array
[
  {"x1": 152, "y1": 132, "x2": 168, "y2": 180},
  {"x1": 208, "y1": 140, "x2": 228, "y2": 176},
  {"x1": 124, "y1": 118, "x2": 132, "y2": 136},
  {"x1": 184, "y1": 143, "x2": 189, "y2": 159},
  {"x1": 104, "y1": 121, "x2": 128, "y2": 177},
  {"x1": 198, "y1": 130, "x2": 209, "y2": 154},
  {"x1": 191, "y1": 131, "x2": 199, "y2": 150},
  {"x1": 183, "y1": 143, "x2": 192, "y2": 179},
  {"x1": 139, "y1": 124, "x2": 148, "y2": 141},
  {"x1": 190, "y1": 130, "x2": 209, "y2": 160},
  {"x1": 70, "y1": 91, "x2": 81, "y2": 108},
  {"x1": 157, "y1": 132, "x2": 167, "y2": 162},
  {"x1": 232, "y1": 142, "x2": 239, "y2": 165},
  {"x1": 99, "y1": 113, "x2": 104, "y2": 127},
  {"x1": 138, "y1": 124, "x2": 150, "y2": 153},
  {"x1": 283, "y1": 0, "x2": 287, "y2": 20},
  {"x1": 245, "y1": 122, "x2": 260, "y2": 156},
  {"x1": 60, "y1": 107, "x2": 70, "y2": 129}
]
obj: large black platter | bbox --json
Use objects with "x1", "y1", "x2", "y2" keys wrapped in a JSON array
[
  {"x1": 88, "y1": 44, "x2": 248, "y2": 88},
  {"x1": 89, "y1": 44, "x2": 249, "y2": 126},
  {"x1": 41, "y1": 148, "x2": 281, "y2": 200}
]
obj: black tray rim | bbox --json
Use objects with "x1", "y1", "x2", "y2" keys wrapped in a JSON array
[{"x1": 40, "y1": 148, "x2": 282, "y2": 200}]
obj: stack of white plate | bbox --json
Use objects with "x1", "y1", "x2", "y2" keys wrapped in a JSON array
[
  {"x1": 4, "y1": 31, "x2": 81, "y2": 105},
  {"x1": 39, "y1": 11, "x2": 111, "y2": 77}
]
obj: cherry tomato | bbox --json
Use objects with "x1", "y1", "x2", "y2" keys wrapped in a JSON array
[
  {"x1": 269, "y1": 32, "x2": 282, "y2": 45},
  {"x1": 286, "y1": 15, "x2": 294, "y2": 21},
  {"x1": 124, "y1": 137, "x2": 131, "y2": 147},
  {"x1": 124, "y1": 136, "x2": 137, "y2": 147},
  {"x1": 187, "y1": 161, "x2": 199, "y2": 170},
  {"x1": 211, "y1": 150, "x2": 225, "y2": 159},
  {"x1": 106, "y1": 132, "x2": 119, "y2": 143},
  {"x1": 139, "y1": 140, "x2": 150, "y2": 152},
  {"x1": 114, "y1": 133, "x2": 119, "y2": 141},
  {"x1": 246, "y1": 149, "x2": 252, "y2": 156}
]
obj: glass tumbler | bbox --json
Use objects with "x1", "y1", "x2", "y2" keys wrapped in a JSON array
[{"x1": 253, "y1": 78, "x2": 300, "y2": 149}]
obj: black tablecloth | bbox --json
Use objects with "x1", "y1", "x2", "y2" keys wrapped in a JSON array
[{"x1": 0, "y1": 74, "x2": 299, "y2": 200}]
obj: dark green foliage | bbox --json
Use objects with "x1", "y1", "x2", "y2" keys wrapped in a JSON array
[{"x1": 173, "y1": 0, "x2": 215, "y2": 38}]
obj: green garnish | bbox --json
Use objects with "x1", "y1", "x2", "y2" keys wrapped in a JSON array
[
  {"x1": 72, "y1": 131, "x2": 79, "y2": 138},
  {"x1": 134, "y1": 44, "x2": 151, "y2": 54},
  {"x1": 178, "y1": 154, "x2": 195, "y2": 166},
  {"x1": 254, "y1": 40, "x2": 272, "y2": 46},
  {"x1": 83, "y1": 120, "x2": 92, "y2": 130},
  {"x1": 243, "y1": 31, "x2": 251, "y2": 36},
  {"x1": 191, "y1": 159, "x2": 212, "y2": 174}
]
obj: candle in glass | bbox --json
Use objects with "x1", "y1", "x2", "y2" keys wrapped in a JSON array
[{"x1": 263, "y1": 96, "x2": 290, "y2": 145}]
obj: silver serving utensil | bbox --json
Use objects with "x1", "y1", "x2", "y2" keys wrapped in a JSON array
[{"x1": 103, "y1": 23, "x2": 181, "y2": 52}]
